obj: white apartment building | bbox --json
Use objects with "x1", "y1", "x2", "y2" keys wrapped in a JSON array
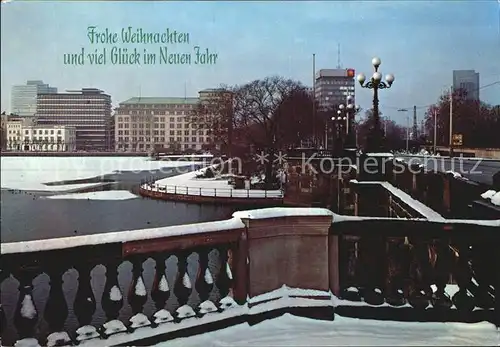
[
  {"x1": 6, "y1": 120, "x2": 23, "y2": 151},
  {"x1": 6, "y1": 122, "x2": 76, "y2": 152},
  {"x1": 114, "y1": 94, "x2": 213, "y2": 152}
]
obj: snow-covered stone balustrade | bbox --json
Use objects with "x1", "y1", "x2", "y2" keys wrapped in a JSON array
[
  {"x1": 390, "y1": 160, "x2": 500, "y2": 218},
  {"x1": 1, "y1": 208, "x2": 499, "y2": 346},
  {"x1": 0, "y1": 218, "x2": 248, "y2": 347},
  {"x1": 332, "y1": 215, "x2": 499, "y2": 325}
]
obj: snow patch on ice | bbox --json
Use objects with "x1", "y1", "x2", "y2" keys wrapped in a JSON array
[
  {"x1": 47, "y1": 190, "x2": 138, "y2": 200},
  {"x1": 1, "y1": 156, "x2": 200, "y2": 192}
]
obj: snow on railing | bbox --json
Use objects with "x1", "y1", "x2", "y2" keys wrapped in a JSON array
[
  {"x1": 1, "y1": 208, "x2": 499, "y2": 347},
  {"x1": 140, "y1": 183, "x2": 284, "y2": 199}
]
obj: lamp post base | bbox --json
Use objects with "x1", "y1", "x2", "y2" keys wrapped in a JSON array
[{"x1": 357, "y1": 152, "x2": 394, "y2": 182}]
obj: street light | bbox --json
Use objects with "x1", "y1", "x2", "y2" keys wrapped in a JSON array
[
  {"x1": 357, "y1": 57, "x2": 395, "y2": 152},
  {"x1": 331, "y1": 112, "x2": 347, "y2": 155},
  {"x1": 338, "y1": 96, "x2": 360, "y2": 150}
]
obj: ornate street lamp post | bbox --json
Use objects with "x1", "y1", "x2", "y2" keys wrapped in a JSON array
[
  {"x1": 338, "y1": 96, "x2": 360, "y2": 150},
  {"x1": 331, "y1": 113, "x2": 346, "y2": 156},
  {"x1": 356, "y1": 57, "x2": 395, "y2": 152}
]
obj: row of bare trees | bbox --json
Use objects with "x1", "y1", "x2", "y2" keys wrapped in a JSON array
[
  {"x1": 187, "y1": 76, "x2": 333, "y2": 184},
  {"x1": 424, "y1": 89, "x2": 500, "y2": 148},
  {"x1": 355, "y1": 109, "x2": 407, "y2": 151}
]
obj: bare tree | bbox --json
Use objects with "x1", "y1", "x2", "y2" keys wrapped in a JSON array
[
  {"x1": 187, "y1": 87, "x2": 234, "y2": 156},
  {"x1": 424, "y1": 88, "x2": 500, "y2": 148}
]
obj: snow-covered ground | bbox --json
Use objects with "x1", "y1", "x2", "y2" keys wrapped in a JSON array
[
  {"x1": 46, "y1": 190, "x2": 139, "y2": 200},
  {"x1": 144, "y1": 168, "x2": 283, "y2": 198},
  {"x1": 1, "y1": 156, "x2": 201, "y2": 192},
  {"x1": 157, "y1": 313, "x2": 498, "y2": 346}
]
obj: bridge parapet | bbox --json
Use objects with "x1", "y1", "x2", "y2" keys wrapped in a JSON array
[{"x1": 1, "y1": 209, "x2": 498, "y2": 346}]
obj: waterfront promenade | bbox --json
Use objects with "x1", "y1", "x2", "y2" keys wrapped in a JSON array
[{"x1": 139, "y1": 166, "x2": 284, "y2": 205}]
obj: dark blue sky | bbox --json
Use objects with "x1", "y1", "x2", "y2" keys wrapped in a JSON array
[{"x1": 2, "y1": 0, "x2": 499, "y2": 125}]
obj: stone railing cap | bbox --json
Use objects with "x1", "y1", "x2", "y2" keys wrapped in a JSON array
[{"x1": 233, "y1": 207, "x2": 334, "y2": 220}]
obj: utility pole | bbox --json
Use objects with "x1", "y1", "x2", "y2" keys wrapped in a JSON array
[
  {"x1": 449, "y1": 86, "x2": 453, "y2": 158},
  {"x1": 398, "y1": 108, "x2": 409, "y2": 151},
  {"x1": 413, "y1": 105, "x2": 418, "y2": 140},
  {"x1": 312, "y1": 53, "x2": 316, "y2": 148},
  {"x1": 406, "y1": 114, "x2": 409, "y2": 151},
  {"x1": 433, "y1": 108, "x2": 437, "y2": 154}
]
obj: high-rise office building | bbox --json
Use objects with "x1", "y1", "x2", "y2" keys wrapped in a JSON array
[
  {"x1": 314, "y1": 68, "x2": 356, "y2": 110},
  {"x1": 11, "y1": 80, "x2": 57, "y2": 117},
  {"x1": 36, "y1": 88, "x2": 112, "y2": 151},
  {"x1": 453, "y1": 70, "x2": 480, "y2": 100}
]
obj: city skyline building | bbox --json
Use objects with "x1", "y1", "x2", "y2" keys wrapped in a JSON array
[
  {"x1": 114, "y1": 92, "x2": 213, "y2": 153},
  {"x1": 315, "y1": 68, "x2": 356, "y2": 111},
  {"x1": 36, "y1": 88, "x2": 113, "y2": 151},
  {"x1": 452, "y1": 70, "x2": 480, "y2": 100},
  {"x1": 10, "y1": 80, "x2": 57, "y2": 117}
]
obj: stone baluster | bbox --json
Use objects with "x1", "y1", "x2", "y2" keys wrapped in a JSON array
[
  {"x1": 469, "y1": 243, "x2": 495, "y2": 309},
  {"x1": 385, "y1": 237, "x2": 410, "y2": 306},
  {"x1": 44, "y1": 265, "x2": 71, "y2": 347},
  {"x1": 0, "y1": 270, "x2": 10, "y2": 341},
  {"x1": 195, "y1": 248, "x2": 216, "y2": 316},
  {"x1": 13, "y1": 269, "x2": 39, "y2": 342},
  {"x1": 451, "y1": 242, "x2": 475, "y2": 311},
  {"x1": 73, "y1": 263, "x2": 96, "y2": 326},
  {"x1": 339, "y1": 236, "x2": 361, "y2": 301},
  {"x1": 407, "y1": 237, "x2": 432, "y2": 309},
  {"x1": 173, "y1": 252, "x2": 195, "y2": 320},
  {"x1": 101, "y1": 260, "x2": 126, "y2": 337},
  {"x1": 73, "y1": 263, "x2": 99, "y2": 343},
  {"x1": 151, "y1": 254, "x2": 173, "y2": 326},
  {"x1": 357, "y1": 235, "x2": 386, "y2": 305},
  {"x1": 216, "y1": 245, "x2": 235, "y2": 310},
  {"x1": 127, "y1": 256, "x2": 151, "y2": 330},
  {"x1": 429, "y1": 240, "x2": 452, "y2": 309}
]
